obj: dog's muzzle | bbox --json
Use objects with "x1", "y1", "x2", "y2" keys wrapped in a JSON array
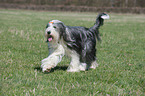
[{"x1": 46, "y1": 31, "x2": 53, "y2": 42}]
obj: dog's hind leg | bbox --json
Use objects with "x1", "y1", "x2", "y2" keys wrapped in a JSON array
[
  {"x1": 67, "y1": 51, "x2": 80, "y2": 72},
  {"x1": 90, "y1": 60, "x2": 99, "y2": 69}
]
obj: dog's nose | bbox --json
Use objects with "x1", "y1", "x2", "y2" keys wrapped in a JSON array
[{"x1": 47, "y1": 31, "x2": 51, "y2": 34}]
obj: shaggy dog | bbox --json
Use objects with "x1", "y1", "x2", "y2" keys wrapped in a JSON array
[{"x1": 41, "y1": 13, "x2": 109, "y2": 72}]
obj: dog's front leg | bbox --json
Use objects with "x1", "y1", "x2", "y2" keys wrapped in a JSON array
[
  {"x1": 67, "y1": 51, "x2": 80, "y2": 72},
  {"x1": 41, "y1": 44, "x2": 65, "y2": 72}
]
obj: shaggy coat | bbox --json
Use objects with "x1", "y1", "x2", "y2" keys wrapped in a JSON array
[{"x1": 41, "y1": 13, "x2": 109, "y2": 72}]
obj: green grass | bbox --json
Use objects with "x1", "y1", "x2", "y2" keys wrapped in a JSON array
[{"x1": 0, "y1": 9, "x2": 145, "y2": 96}]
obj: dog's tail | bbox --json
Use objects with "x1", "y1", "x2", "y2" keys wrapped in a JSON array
[{"x1": 90, "y1": 13, "x2": 109, "y2": 41}]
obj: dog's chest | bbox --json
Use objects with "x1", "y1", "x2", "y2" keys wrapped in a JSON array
[{"x1": 60, "y1": 38, "x2": 72, "y2": 56}]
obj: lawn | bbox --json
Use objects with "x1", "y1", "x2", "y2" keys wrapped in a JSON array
[{"x1": 0, "y1": 9, "x2": 145, "y2": 96}]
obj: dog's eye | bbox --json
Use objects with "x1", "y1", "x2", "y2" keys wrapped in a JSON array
[{"x1": 53, "y1": 26, "x2": 56, "y2": 28}]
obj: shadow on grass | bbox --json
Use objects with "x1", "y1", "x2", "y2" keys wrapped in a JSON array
[{"x1": 34, "y1": 66, "x2": 68, "y2": 74}]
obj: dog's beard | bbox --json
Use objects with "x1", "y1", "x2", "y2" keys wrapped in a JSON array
[{"x1": 47, "y1": 35, "x2": 53, "y2": 42}]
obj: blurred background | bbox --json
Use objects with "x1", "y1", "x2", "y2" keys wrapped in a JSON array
[{"x1": 0, "y1": 0, "x2": 145, "y2": 13}]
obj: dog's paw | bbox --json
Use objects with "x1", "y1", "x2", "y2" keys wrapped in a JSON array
[
  {"x1": 41, "y1": 61, "x2": 54, "y2": 72},
  {"x1": 79, "y1": 63, "x2": 87, "y2": 71},
  {"x1": 90, "y1": 61, "x2": 99, "y2": 69},
  {"x1": 42, "y1": 68, "x2": 51, "y2": 73},
  {"x1": 41, "y1": 65, "x2": 52, "y2": 72}
]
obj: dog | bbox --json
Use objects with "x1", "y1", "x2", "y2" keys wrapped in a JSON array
[{"x1": 41, "y1": 13, "x2": 109, "y2": 72}]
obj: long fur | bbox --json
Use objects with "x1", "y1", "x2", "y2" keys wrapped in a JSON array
[{"x1": 41, "y1": 13, "x2": 109, "y2": 72}]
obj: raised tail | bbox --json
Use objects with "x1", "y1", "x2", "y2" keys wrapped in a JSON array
[{"x1": 90, "y1": 13, "x2": 109, "y2": 41}]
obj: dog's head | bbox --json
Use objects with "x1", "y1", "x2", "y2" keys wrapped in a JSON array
[{"x1": 45, "y1": 20, "x2": 65, "y2": 43}]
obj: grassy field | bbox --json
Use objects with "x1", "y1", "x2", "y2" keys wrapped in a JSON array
[{"x1": 0, "y1": 9, "x2": 145, "y2": 96}]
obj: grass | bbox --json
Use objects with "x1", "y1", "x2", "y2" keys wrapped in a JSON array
[{"x1": 0, "y1": 9, "x2": 145, "y2": 96}]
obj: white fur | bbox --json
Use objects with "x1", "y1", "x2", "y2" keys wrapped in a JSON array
[
  {"x1": 79, "y1": 63, "x2": 87, "y2": 71},
  {"x1": 67, "y1": 51, "x2": 80, "y2": 72},
  {"x1": 90, "y1": 60, "x2": 99, "y2": 69},
  {"x1": 101, "y1": 14, "x2": 110, "y2": 19},
  {"x1": 41, "y1": 44, "x2": 65, "y2": 72}
]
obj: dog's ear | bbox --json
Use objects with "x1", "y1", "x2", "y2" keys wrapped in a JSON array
[{"x1": 59, "y1": 23, "x2": 66, "y2": 37}]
